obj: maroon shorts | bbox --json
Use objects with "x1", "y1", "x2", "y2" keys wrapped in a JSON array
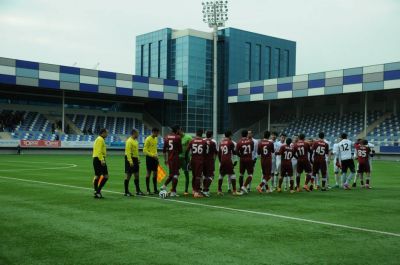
[
  {"x1": 168, "y1": 158, "x2": 180, "y2": 177},
  {"x1": 312, "y1": 159, "x2": 327, "y2": 176},
  {"x1": 357, "y1": 162, "x2": 370, "y2": 173},
  {"x1": 220, "y1": 159, "x2": 234, "y2": 176},
  {"x1": 280, "y1": 161, "x2": 293, "y2": 177},
  {"x1": 203, "y1": 159, "x2": 215, "y2": 177},
  {"x1": 297, "y1": 159, "x2": 312, "y2": 174},
  {"x1": 240, "y1": 159, "x2": 254, "y2": 175},
  {"x1": 261, "y1": 158, "x2": 272, "y2": 176},
  {"x1": 190, "y1": 160, "x2": 204, "y2": 179}
]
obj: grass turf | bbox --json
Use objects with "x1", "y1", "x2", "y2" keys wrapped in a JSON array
[{"x1": 0, "y1": 154, "x2": 399, "y2": 265}]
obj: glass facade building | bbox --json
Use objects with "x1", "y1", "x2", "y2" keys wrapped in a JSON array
[{"x1": 135, "y1": 27, "x2": 296, "y2": 133}]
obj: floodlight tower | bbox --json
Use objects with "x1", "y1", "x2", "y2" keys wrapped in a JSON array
[{"x1": 202, "y1": 0, "x2": 228, "y2": 139}]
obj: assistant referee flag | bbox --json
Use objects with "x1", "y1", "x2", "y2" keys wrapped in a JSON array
[{"x1": 157, "y1": 165, "x2": 167, "y2": 183}]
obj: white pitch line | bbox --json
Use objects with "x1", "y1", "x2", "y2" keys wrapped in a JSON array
[
  {"x1": 0, "y1": 175, "x2": 399, "y2": 238},
  {"x1": 0, "y1": 161, "x2": 78, "y2": 172}
]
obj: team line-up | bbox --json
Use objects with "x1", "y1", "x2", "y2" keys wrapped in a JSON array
[{"x1": 91, "y1": 125, "x2": 375, "y2": 199}]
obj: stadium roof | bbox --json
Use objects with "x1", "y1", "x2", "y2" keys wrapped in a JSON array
[
  {"x1": 228, "y1": 61, "x2": 400, "y2": 103},
  {"x1": 0, "y1": 57, "x2": 183, "y2": 101}
]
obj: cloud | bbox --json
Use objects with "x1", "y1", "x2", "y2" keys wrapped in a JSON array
[{"x1": 0, "y1": 0, "x2": 399, "y2": 75}]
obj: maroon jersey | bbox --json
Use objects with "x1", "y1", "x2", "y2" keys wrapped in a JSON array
[
  {"x1": 312, "y1": 140, "x2": 329, "y2": 162},
  {"x1": 187, "y1": 137, "x2": 207, "y2": 161},
  {"x1": 294, "y1": 140, "x2": 311, "y2": 161},
  {"x1": 236, "y1": 137, "x2": 254, "y2": 160},
  {"x1": 278, "y1": 144, "x2": 294, "y2": 161},
  {"x1": 219, "y1": 138, "x2": 235, "y2": 162},
  {"x1": 356, "y1": 145, "x2": 370, "y2": 164},
  {"x1": 163, "y1": 134, "x2": 182, "y2": 162},
  {"x1": 204, "y1": 138, "x2": 218, "y2": 161},
  {"x1": 257, "y1": 139, "x2": 274, "y2": 159}
]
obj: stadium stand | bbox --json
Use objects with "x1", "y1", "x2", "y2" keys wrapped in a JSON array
[
  {"x1": 0, "y1": 104, "x2": 161, "y2": 147},
  {"x1": 1, "y1": 104, "x2": 399, "y2": 149},
  {"x1": 367, "y1": 113, "x2": 400, "y2": 146}
]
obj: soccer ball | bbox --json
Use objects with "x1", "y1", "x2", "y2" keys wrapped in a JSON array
[{"x1": 159, "y1": 190, "x2": 168, "y2": 199}]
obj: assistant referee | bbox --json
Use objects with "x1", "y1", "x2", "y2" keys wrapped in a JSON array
[
  {"x1": 92, "y1": 128, "x2": 109, "y2": 199},
  {"x1": 143, "y1": 128, "x2": 160, "y2": 194},
  {"x1": 124, "y1": 129, "x2": 143, "y2": 196}
]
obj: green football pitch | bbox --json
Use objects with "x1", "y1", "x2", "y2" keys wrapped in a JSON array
[{"x1": 1, "y1": 154, "x2": 399, "y2": 265}]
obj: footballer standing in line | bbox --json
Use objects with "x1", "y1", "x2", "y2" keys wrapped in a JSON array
[
  {"x1": 218, "y1": 131, "x2": 242, "y2": 196},
  {"x1": 277, "y1": 138, "x2": 295, "y2": 193},
  {"x1": 246, "y1": 130, "x2": 258, "y2": 192},
  {"x1": 143, "y1": 127, "x2": 160, "y2": 195},
  {"x1": 236, "y1": 130, "x2": 254, "y2": 194},
  {"x1": 92, "y1": 128, "x2": 109, "y2": 199},
  {"x1": 124, "y1": 129, "x2": 143, "y2": 197},
  {"x1": 355, "y1": 139, "x2": 372, "y2": 189},
  {"x1": 179, "y1": 128, "x2": 192, "y2": 196},
  {"x1": 293, "y1": 134, "x2": 312, "y2": 192},
  {"x1": 203, "y1": 130, "x2": 218, "y2": 197},
  {"x1": 186, "y1": 129, "x2": 207, "y2": 198},
  {"x1": 161, "y1": 125, "x2": 182, "y2": 197},
  {"x1": 335, "y1": 133, "x2": 355, "y2": 190},
  {"x1": 312, "y1": 132, "x2": 329, "y2": 191},
  {"x1": 255, "y1": 130, "x2": 275, "y2": 193}
]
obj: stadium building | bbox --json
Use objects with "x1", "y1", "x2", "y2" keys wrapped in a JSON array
[
  {"x1": 135, "y1": 28, "x2": 296, "y2": 133},
  {"x1": 0, "y1": 27, "x2": 399, "y2": 154}
]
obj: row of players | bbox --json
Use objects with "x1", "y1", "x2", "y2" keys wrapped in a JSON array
[{"x1": 90, "y1": 125, "x2": 374, "y2": 198}]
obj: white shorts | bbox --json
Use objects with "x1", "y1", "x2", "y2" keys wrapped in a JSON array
[
  {"x1": 275, "y1": 156, "x2": 282, "y2": 174},
  {"x1": 271, "y1": 156, "x2": 276, "y2": 173}
]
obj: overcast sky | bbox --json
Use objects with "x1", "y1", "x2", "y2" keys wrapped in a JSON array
[{"x1": 1, "y1": 0, "x2": 399, "y2": 76}]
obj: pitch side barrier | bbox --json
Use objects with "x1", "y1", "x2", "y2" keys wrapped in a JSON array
[{"x1": 0, "y1": 140, "x2": 164, "y2": 155}]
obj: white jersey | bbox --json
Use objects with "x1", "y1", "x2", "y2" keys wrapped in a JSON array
[
  {"x1": 335, "y1": 139, "x2": 353, "y2": 160},
  {"x1": 324, "y1": 139, "x2": 332, "y2": 162},
  {"x1": 251, "y1": 138, "x2": 259, "y2": 160},
  {"x1": 274, "y1": 141, "x2": 283, "y2": 153},
  {"x1": 332, "y1": 143, "x2": 339, "y2": 160},
  {"x1": 290, "y1": 142, "x2": 297, "y2": 164},
  {"x1": 232, "y1": 140, "x2": 238, "y2": 163}
]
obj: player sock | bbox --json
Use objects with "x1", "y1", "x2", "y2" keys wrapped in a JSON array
[
  {"x1": 346, "y1": 173, "x2": 354, "y2": 184},
  {"x1": 231, "y1": 178, "x2": 237, "y2": 192},
  {"x1": 124, "y1": 179, "x2": 129, "y2": 194},
  {"x1": 184, "y1": 171, "x2": 189, "y2": 193},
  {"x1": 239, "y1": 175, "x2": 244, "y2": 188},
  {"x1": 305, "y1": 174, "x2": 311, "y2": 185},
  {"x1": 341, "y1": 173, "x2": 346, "y2": 185},
  {"x1": 97, "y1": 177, "x2": 108, "y2": 193},
  {"x1": 203, "y1": 177, "x2": 212, "y2": 192},
  {"x1": 134, "y1": 179, "x2": 140, "y2": 192},
  {"x1": 322, "y1": 177, "x2": 327, "y2": 188},
  {"x1": 93, "y1": 177, "x2": 99, "y2": 192},
  {"x1": 218, "y1": 177, "x2": 223, "y2": 192},
  {"x1": 289, "y1": 179, "x2": 294, "y2": 190},
  {"x1": 145, "y1": 177, "x2": 150, "y2": 192},
  {"x1": 171, "y1": 176, "x2": 178, "y2": 192},
  {"x1": 278, "y1": 178, "x2": 283, "y2": 188},
  {"x1": 164, "y1": 176, "x2": 172, "y2": 187},
  {"x1": 296, "y1": 176, "x2": 300, "y2": 188},
  {"x1": 244, "y1": 175, "x2": 253, "y2": 187},
  {"x1": 152, "y1": 176, "x2": 158, "y2": 192}
]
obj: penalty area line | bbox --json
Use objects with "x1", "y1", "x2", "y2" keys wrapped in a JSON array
[{"x1": 0, "y1": 175, "x2": 399, "y2": 238}]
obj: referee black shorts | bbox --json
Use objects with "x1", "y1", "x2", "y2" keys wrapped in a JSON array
[
  {"x1": 146, "y1": 156, "x2": 158, "y2": 172},
  {"x1": 93, "y1": 157, "x2": 108, "y2": 177},
  {"x1": 125, "y1": 156, "x2": 139, "y2": 174},
  {"x1": 341, "y1": 159, "x2": 355, "y2": 174}
]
